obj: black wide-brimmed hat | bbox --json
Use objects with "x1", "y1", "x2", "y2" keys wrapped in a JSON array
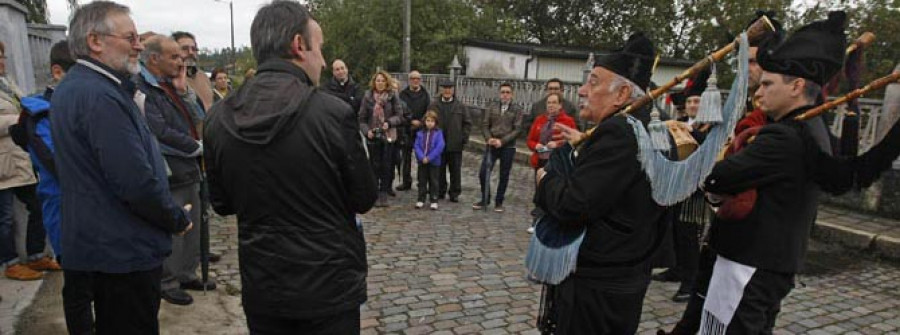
[
  {"x1": 593, "y1": 32, "x2": 656, "y2": 89},
  {"x1": 438, "y1": 79, "x2": 455, "y2": 87},
  {"x1": 757, "y1": 11, "x2": 847, "y2": 86}
]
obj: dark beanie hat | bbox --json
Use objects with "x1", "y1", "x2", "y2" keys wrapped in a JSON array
[
  {"x1": 757, "y1": 11, "x2": 847, "y2": 86},
  {"x1": 593, "y1": 32, "x2": 656, "y2": 89}
]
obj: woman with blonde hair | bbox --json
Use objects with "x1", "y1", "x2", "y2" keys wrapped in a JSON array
[{"x1": 359, "y1": 70, "x2": 408, "y2": 207}]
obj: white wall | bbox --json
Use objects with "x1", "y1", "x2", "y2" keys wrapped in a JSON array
[{"x1": 464, "y1": 46, "x2": 530, "y2": 79}]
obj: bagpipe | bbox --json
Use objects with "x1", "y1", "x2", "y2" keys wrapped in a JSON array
[
  {"x1": 525, "y1": 16, "x2": 774, "y2": 290},
  {"x1": 526, "y1": 11, "x2": 900, "y2": 286}
]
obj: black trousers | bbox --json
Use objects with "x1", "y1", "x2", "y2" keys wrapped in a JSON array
[
  {"x1": 672, "y1": 248, "x2": 791, "y2": 335},
  {"x1": 63, "y1": 266, "x2": 163, "y2": 335},
  {"x1": 368, "y1": 140, "x2": 395, "y2": 193},
  {"x1": 672, "y1": 214, "x2": 701, "y2": 293},
  {"x1": 439, "y1": 151, "x2": 463, "y2": 198},
  {"x1": 671, "y1": 246, "x2": 717, "y2": 334},
  {"x1": 723, "y1": 267, "x2": 793, "y2": 334},
  {"x1": 554, "y1": 275, "x2": 649, "y2": 335},
  {"x1": 246, "y1": 308, "x2": 360, "y2": 335},
  {"x1": 417, "y1": 162, "x2": 440, "y2": 202},
  {"x1": 398, "y1": 138, "x2": 414, "y2": 187}
]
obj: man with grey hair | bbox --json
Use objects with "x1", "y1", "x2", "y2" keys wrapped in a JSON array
[
  {"x1": 533, "y1": 32, "x2": 664, "y2": 334},
  {"x1": 204, "y1": 1, "x2": 376, "y2": 333},
  {"x1": 136, "y1": 35, "x2": 213, "y2": 306},
  {"x1": 51, "y1": 1, "x2": 192, "y2": 333}
]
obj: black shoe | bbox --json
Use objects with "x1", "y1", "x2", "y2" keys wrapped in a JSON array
[
  {"x1": 438, "y1": 194, "x2": 446, "y2": 200},
  {"x1": 181, "y1": 279, "x2": 217, "y2": 291},
  {"x1": 208, "y1": 252, "x2": 221, "y2": 263},
  {"x1": 387, "y1": 189, "x2": 397, "y2": 197},
  {"x1": 375, "y1": 193, "x2": 389, "y2": 207},
  {"x1": 396, "y1": 184, "x2": 412, "y2": 191},
  {"x1": 472, "y1": 201, "x2": 487, "y2": 210},
  {"x1": 161, "y1": 289, "x2": 193, "y2": 305},
  {"x1": 672, "y1": 290, "x2": 691, "y2": 303},
  {"x1": 651, "y1": 269, "x2": 680, "y2": 282},
  {"x1": 449, "y1": 196, "x2": 459, "y2": 203}
]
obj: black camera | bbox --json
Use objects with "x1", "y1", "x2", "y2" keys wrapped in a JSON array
[{"x1": 372, "y1": 127, "x2": 386, "y2": 142}]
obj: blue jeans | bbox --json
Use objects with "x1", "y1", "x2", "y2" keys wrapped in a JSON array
[
  {"x1": 478, "y1": 147, "x2": 516, "y2": 205},
  {"x1": 0, "y1": 185, "x2": 46, "y2": 265}
]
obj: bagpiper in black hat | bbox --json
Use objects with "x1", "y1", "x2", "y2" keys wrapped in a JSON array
[{"x1": 757, "y1": 11, "x2": 847, "y2": 86}]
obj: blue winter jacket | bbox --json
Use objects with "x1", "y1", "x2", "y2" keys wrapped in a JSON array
[
  {"x1": 50, "y1": 59, "x2": 190, "y2": 273},
  {"x1": 19, "y1": 94, "x2": 61, "y2": 256},
  {"x1": 414, "y1": 128, "x2": 445, "y2": 166}
]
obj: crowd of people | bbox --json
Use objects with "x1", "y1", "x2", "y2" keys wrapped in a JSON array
[{"x1": 0, "y1": 1, "x2": 887, "y2": 334}]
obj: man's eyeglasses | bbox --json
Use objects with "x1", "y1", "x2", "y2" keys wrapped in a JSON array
[
  {"x1": 98, "y1": 32, "x2": 140, "y2": 45},
  {"x1": 409, "y1": 77, "x2": 421, "y2": 80},
  {"x1": 547, "y1": 86, "x2": 562, "y2": 91},
  {"x1": 181, "y1": 45, "x2": 199, "y2": 52}
]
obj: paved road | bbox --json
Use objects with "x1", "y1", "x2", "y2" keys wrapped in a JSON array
[{"x1": 13, "y1": 151, "x2": 900, "y2": 334}]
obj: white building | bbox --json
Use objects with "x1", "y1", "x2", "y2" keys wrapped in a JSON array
[{"x1": 462, "y1": 39, "x2": 693, "y2": 86}]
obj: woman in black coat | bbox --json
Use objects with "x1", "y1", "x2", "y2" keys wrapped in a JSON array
[{"x1": 359, "y1": 70, "x2": 406, "y2": 207}]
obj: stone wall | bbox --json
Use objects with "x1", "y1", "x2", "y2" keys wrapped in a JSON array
[{"x1": 0, "y1": 0, "x2": 35, "y2": 94}]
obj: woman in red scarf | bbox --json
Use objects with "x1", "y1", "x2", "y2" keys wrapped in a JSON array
[
  {"x1": 359, "y1": 70, "x2": 406, "y2": 207},
  {"x1": 527, "y1": 93, "x2": 577, "y2": 169}
]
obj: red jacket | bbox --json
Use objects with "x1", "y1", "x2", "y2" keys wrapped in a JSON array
[{"x1": 527, "y1": 111, "x2": 577, "y2": 168}]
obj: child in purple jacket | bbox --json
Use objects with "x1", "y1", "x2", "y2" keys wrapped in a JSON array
[{"x1": 414, "y1": 111, "x2": 445, "y2": 209}]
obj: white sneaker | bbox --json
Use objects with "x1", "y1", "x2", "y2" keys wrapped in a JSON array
[
  {"x1": 415, "y1": 202, "x2": 424, "y2": 209},
  {"x1": 527, "y1": 227, "x2": 535, "y2": 234},
  {"x1": 430, "y1": 202, "x2": 438, "y2": 210}
]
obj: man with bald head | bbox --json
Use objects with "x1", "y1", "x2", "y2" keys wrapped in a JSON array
[
  {"x1": 397, "y1": 70, "x2": 431, "y2": 191},
  {"x1": 136, "y1": 35, "x2": 211, "y2": 306},
  {"x1": 324, "y1": 59, "x2": 363, "y2": 112}
]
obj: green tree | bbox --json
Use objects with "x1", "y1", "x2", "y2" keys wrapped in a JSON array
[{"x1": 309, "y1": 0, "x2": 524, "y2": 82}]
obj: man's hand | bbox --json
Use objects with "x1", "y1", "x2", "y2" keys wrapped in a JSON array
[
  {"x1": 535, "y1": 143, "x2": 545, "y2": 151},
  {"x1": 411, "y1": 120, "x2": 422, "y2": 128},
  {"x1": 367, "y1": 130, "x2": 375, "y2": 139},
  {"x1": 179, "y1": 204, "x2": 194, "y2": 236},
  {"x1": 536, "y1": 168, "x2": 547, "y2": 185},
  {"x1": 489, "y1": 138, "x2": 502, "y2": 148},
  {"x1": 173, "y1": 66, "x2": 188, "y2": 94},
  {"x1": 547, "y1": 141, "x2": 558, "y2": 149},
  {"x1": 554, "y1": 123, "x2": 584, "y2": 142},
  {"x1": 423, "y1": 157, "x2": 429, "y2": 164}
]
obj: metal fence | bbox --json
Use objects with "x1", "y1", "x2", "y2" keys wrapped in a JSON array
[{"x1": 391, "y1": 72, "x2": 887, "y2": 148}]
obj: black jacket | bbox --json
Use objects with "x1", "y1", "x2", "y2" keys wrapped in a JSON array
[
  {"x1": 705, "y1": 106, "x2": 830, "y2": 273},
  {"x1": 135, "y1": 69, "x2": 202, "y2": 188},
  {"x1": 323, "y1": 76, "x2": 363, "y2": 113},
  {"x1": 204, "y1": 59, "x2": 377, "y2": 318},
  {"x1": 428, "y1": 97, "x2": 472, "y2": 152},
  {"x1": 399, "y1": 86, "x2": 431, "y2": 146},
  {"x1": 400, "y1": 86, "x2": 431, "y2": 123},
  {"x1": 536, "y1": 111, "x2": 666, "y2": 281}
]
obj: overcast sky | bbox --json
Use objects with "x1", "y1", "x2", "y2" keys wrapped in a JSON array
[{"x1": 47, "y1": 0, "x2": 276, "y2": 51}]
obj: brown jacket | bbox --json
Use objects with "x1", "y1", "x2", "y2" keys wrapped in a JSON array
[
  {"x1": 185, "y1": 71, "x2": 213, "y2": 111},
  {"x1": 482, "y1": 101, "x2": 524, "y2": 148},
  {"x1": 0, "y1": 77, "x2": 37, "y2": 189}
]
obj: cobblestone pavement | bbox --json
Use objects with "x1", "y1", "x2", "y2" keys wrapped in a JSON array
[{"x1": 11, "y1": 151, "x2": 900, "y2": 334}]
